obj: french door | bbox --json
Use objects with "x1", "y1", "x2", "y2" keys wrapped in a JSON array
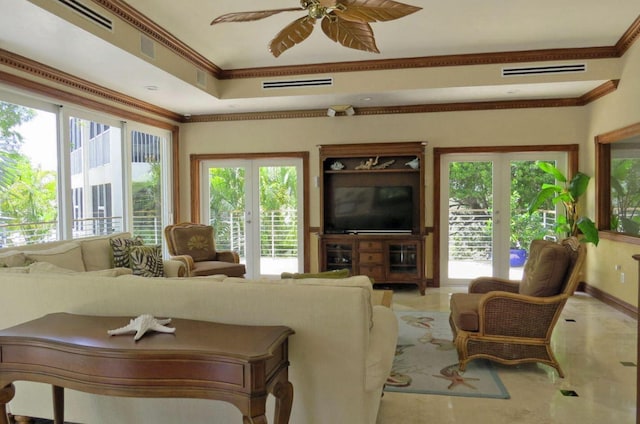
[
  {"x1": 439, "y1": 152, "x2": 566, "y2": 286},
  {"x1": 200, "y1": 158, "x2": 303, "y2": 278}
]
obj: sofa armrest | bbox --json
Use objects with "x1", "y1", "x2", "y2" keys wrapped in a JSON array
[
  {"x1": 216, "y1": 250, "x2": 240, "y2": 263},
  {"x1": 162, "y1": 259, "x2": 187, "y2": 277},
  {"x1": 469, "y1": 277, "x2": 520, "y2": 294},
  {"x1": 365, "y1": 305, "x2": 399, "y2": 392}
]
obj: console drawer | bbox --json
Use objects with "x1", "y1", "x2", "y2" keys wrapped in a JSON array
[
  {"x1": 360, "y1": 265, "x2": 385, "y2": 280},
  {"x1": 359, "y1": 252, "x2": 383, "y2": 264},
  {"x1": 360, "y1": 241, "x2": 383, "y2": 250}
]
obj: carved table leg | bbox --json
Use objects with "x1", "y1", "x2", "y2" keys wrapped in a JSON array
[
  {"x1": 272, "y1": 380, "x2": 294, "y2": 424},
  {"x1": 0, "y1": 384, "x2": 16, "y2": 424},
  {"x1": 242, "y1": 416, "x2": 268, "y2": 424}
]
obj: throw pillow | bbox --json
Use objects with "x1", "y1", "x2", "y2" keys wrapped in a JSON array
[
  {"x1": 170, "y1": 225, "x2": 217, "y2": 262},
  {"x1": 0, "y1": 250, "x2": 28, "y2": 268},
  {"x1": 25, "y1": 242, "x2": 85, "y2": 272},
  {"x1": 129, "y1": 245, "x2": 164, "y2": 277},
  {"x1": 519, "y1": 240, "x2": 570, "y2": 297},
  {"x1": 110, "y1": 236, "x2": 144, "y2": 268}
]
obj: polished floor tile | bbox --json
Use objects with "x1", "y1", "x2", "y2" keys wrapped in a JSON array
[{"x1": 376, "y1": 286, "x2": 637, "y2": 424}]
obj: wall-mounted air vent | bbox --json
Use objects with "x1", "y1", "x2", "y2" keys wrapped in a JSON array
[
  {"x1": 262, "y1": 78, "x2": 333, "y2": 90},
  {"x1": 196, "y1": 69, "x2": 207, "y2": 87},
  {"x1": 56, "y1": 0, "x2": 113, "y2": 31},
  {"x1": 502, "y1": 64, "x2": 586, "y2": 77},
  {"x1": 140, "y1": 35, "x2": 155, "y2": 59}
]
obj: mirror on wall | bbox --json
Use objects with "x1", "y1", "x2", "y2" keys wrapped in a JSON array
[{"x1": 596, "y1": 122, "x2": 640, "y2": 241}]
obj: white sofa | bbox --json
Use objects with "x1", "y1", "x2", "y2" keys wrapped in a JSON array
[{"x1": 0, "y1": 234, "x2": 398, "y2": 424}]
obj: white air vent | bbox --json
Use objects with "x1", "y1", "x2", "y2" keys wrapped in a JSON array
[
  {"x1": 140, "y1": 35, "x2": 155, "y2": 59},
  {"x1": 196, "y1": 69, "x2": 207, "y2": 87},
  {"x1": 502, "y1": 64, "x2": 586, "y2": 77},
  {"x1": 56, "y1": 0, "x2": 113, "y2": 31},
  {"x1": 262, "y1": 78, "x2": 333, "y2": 90}
]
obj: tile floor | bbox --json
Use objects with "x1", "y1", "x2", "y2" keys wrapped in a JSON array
[{"x1": 375, "y1": 285, "x2": 637, "y2": 424}]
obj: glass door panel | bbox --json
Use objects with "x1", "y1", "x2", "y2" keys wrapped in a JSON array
[
  {"x1": 441, "y1": 153, "x2": 565, "y2": 286},
  {"x1": 203, "y1": 159, "x2": 303, "y2": 278}
]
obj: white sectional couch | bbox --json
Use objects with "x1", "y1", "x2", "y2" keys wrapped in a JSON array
[{"x1": 0, "y1": 234, "x2": 398, "y2": 424}]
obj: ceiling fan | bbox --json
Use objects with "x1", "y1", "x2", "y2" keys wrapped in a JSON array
[{"x1": 210, "y1": 0, "x2": 422, "y2": 57}]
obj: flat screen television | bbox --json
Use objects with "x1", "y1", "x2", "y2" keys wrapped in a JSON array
[{"x1": 325, "y1": 186, "x2": 414, "y2": 233}]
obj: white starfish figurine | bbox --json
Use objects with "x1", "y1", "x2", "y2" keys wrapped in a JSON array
[{"x1": 107, "y1": 314, "x2": 175, "y2": 341}]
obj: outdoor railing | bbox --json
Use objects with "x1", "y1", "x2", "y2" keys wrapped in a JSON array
[
  {"x1": 0, "y1": 210, "x2": 298, "y2": 261},
  {"x1": 448, "y1": 208, "x2": 556, "y2": 260},
  {"x1": 211, "y1": 209, "x2": 299, "y2": 258}
]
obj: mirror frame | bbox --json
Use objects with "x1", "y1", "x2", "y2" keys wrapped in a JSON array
[{"x1": 595, "y1": 121, "x2": 640, "y2": 245}]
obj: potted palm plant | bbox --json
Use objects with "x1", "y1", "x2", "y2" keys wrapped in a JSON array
[{"x1": 527, "y1": 162, "x2": 599, "y2": 246}]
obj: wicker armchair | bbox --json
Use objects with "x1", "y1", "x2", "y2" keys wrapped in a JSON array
[
  {"x1": 449, "y1": 237, "x2": 586, "y2": 377},
  {"x1": 164, "y1": 223, "x2": 246, "y2": 277}
]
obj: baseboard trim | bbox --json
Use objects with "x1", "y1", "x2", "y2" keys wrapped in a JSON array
[{"x1": 578, "y1": 282, "x2": 638, "y2": 319}]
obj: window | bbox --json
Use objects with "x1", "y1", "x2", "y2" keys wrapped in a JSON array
[
  {"x1": 0, "y1": 90, "x2": 174, "y2": 247},
  {"x1": 596, "y1": 122, "x2": 640, "y2": 243}
]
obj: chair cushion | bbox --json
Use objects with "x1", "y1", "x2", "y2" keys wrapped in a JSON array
[
  {"x1": 519, "y1": 239, "x2": 570, "y2": 297},
  {"x1": 0, "y1": 250, "x2": 29, "y2": 268},
  {"x1": 450, "y1": 293, "x2": 484, "y2": 332},
  {"x1": 169, "y1": 225, "x2": 217, "y2": 262},
  {"x1": 191, "y1": 261, "x2": 246, "y2": 277}
]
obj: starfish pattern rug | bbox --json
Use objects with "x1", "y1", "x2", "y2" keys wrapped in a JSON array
[{"x1": 384, "y1": 310, "x2": 510, "y2": 399}]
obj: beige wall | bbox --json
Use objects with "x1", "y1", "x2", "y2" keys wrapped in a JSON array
[
  {"x1": 584, "y1": 39, "x2": 640, "y2": 307},
  {"x1": 178, "y1": 40, "x2": 639, "y2": 306},
  {"x1": 179, "y1": 105, "x2": 591, "y2": 280}
]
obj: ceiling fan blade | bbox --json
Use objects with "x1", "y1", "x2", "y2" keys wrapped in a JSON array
[
  {"x1": 211, "y1": 8, "x2": 301, "y2": 25},
  {"x1": 269, "y1": 16, "x2": 317, "y2": 57},
  {"x1": 321, "y1": 17, "x2": 379, "y2": 53},
  {"x1": 335, "y1": 0, "x2": 422, "y2": 22}
]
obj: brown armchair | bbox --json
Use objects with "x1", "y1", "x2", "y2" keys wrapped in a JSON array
[
  {"x1": 164, "y1": 222, "x2": 246, "y2": 277},
  {"x1": 449, "y1": 237, "x2": 586, "y2": 377}
]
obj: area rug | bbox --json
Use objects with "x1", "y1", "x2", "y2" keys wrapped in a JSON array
[{"x1": 384, "y1": 310, "x2": 510, "y2": 399}]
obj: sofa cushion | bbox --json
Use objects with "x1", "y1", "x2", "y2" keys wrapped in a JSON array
[
  {"x1": 110, "y1": 236, "x2": 144, "y2": 268},
  {"x1": 0, "y1": 250, "x2": 29, "y2": 268},
  {"x1": 129, "y1": 245, "x2": 164, "y2": 277},
  {"x1": 450, "y1": 293, "x2": 484, "y2": 332},
  {"x1": 191, "y1": 261, "x2": 245, "y2": 277},
  {"x1": 27, "y1": 261, "x2": 133, "y2": 277},
  {"x1": 169, "y1": 225, "x2": 217, "y2": 262},
  {"x1": 519, "y1": 240, "x2": 570, "y2": 297},
  {"x1": 81, "y1": 237, "x2": 116, "y2": 271},
  {"x1": 25, "y1": 242, "x2": 85, "y2": 272}
]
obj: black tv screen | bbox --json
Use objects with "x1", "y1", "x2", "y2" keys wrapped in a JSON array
[{"x1": 326, "y1": 186, "x2": 413, "y2": 233}]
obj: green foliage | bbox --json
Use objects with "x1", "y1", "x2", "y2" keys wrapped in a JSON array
[
  {"x1": 610, "y1": 158, "x2": 640, "y2": 235},
  {"x1": 527, "y1": 162, "x2": 599, "y2": 246},
  {"x1": 0, "y1": 154, "x2": 57, "y2": 243},
  {"x1": 0, "y1": 102, "x2": 36, "y2": 190}
]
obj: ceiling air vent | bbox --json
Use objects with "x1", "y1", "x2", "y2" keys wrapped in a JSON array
[
  {"x1": 502, "y1": 64, "x2": 586, "y2": 77},
  {"x1": 262, "y1": 78, "x2": 333, "y2": 90},
  {"x1": 56, "y1": 0, "x2": 113, "y2": 31}
]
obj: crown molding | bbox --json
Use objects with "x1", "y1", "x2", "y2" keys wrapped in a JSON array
[
  {"x1": 218, "y1": 46, "x2": 619, "y2": 79},
  {"x1": 93, "y1": 0, "x2": 221, "y2": 76},
  {"x1": 184, "y1": 80, "x2": 618, "y2": 122},
  {"x1": 0, "y1": 48, "x2": 182, "y2": 124},
  {"x1": 616, "y1": 15, "x2": 640, "y2": 56}
]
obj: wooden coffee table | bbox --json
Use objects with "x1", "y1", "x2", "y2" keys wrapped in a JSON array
[
  {"x1": 0, "y1": 313, "x2": 294, "y2": 424},
  {"x1": 372, "y1": 289, "x2": 393, "y2": 307}
]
